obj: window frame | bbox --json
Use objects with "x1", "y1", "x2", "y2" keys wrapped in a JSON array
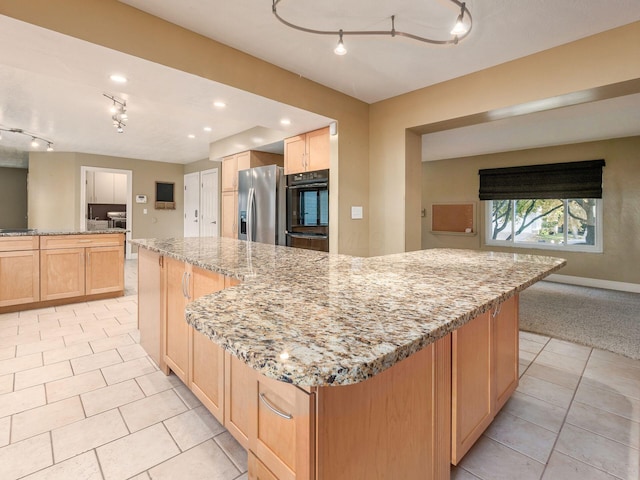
[{"x1": 484, "y1": 199, "x2": 603, "y2": 253}]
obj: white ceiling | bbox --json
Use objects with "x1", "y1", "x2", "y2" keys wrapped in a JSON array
[{"x1": 1, "y1": 1, "x2": 640, "y2": 168}]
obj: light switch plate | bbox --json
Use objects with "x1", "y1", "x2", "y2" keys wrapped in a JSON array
[{"x1": 351, "y1": 206, "x2": 363, "y2": 220}]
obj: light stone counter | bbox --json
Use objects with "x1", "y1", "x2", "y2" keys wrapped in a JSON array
[
  {"x1": 133, "y1": 237, "x2": 565, "y2": 387},
  {"x1": 0, "y1": 228, "x2": 126, "y2": 237}
]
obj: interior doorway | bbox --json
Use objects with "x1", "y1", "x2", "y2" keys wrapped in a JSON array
[
  {"x1": 200, "y1": 168, "x2": 219, "y2": 237},
  {"x1": 79, "y1": 166, "x2": 133, "y2": 259},
  {"x1": 184, "y1": 172, "x2": 200, "y2": 237}
]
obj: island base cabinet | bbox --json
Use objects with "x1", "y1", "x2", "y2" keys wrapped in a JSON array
[
  {"x1": 138, "y1": 249, "x2": 162, "y2": 368},
  {"x1": 191, "y1": 327, "x2": 225, "y2": 424},
  {"x1": 40, "y1": 248, "x2": 85, "y2": 300},
  {"x1": 494, "y1": 296, "x2": 519, "y2": 411},
  {"x1": 0, "y1": 250, "x2": 40, "y2": 307},
  {"x1": 249, "y1": 452, "x2": 279, "y2": 480},
  {"x1": 224, "y1": 353, "x2": 253, "y2": 450},
  {"x1": 163, "y1": 257, "x2": 190, "y2": 383},
  {"x1": 85, "y1": 246, "x2": 124, "y2": 295}
]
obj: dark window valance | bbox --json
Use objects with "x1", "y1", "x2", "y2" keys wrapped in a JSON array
[{"x1": 478, "y1": 159, "x2": 605, "y2": 200}]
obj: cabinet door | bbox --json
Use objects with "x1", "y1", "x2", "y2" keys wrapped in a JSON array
[
  {"x1": 236, "y1": 151, "x2": 251, "y2": 172},
  {"x1": 94, "y1": 171, "x2": 115, "y2": 203},
  {"x1": 306, "y1": 127, "x2": 330, "y2": 172},
  {"x1": 222, "y1": 155, "x2": 238, "y2": 191},
  {"x1": 85, "y1": 246, "x2": 124, "y2": 295},
  {"x1": 40, "y1": 248, "x2": 85, "y2": 301},
  {"x1": 221, "y1": 191, "x2": 238, "y2": 239},
  {"x1": 190, "y1": 268, "x2": 226, "y2": 423},
  {"x1": 494, "y1": 295, "x2": 519, "y2": 411},
  {"x1": 251, "y1": 374, "x2": 314, "y2": 480},
  {"x1": 451, "y1": 311, "x2": 493, "y2": 465},
  {"x1": 225, "y1": 352, "x2": 253, "y2": 449},
  {"x1": 249, "y1": 452, "x2": 279, "y2": 480},
  {"x1": 284, "y1": 135, "x2": 306, "y2": 175},
  {"x1": 138, "y1": 249, "x2": 162, "y2": 367},
  {"x1": 164, "y1": 257, "x2": 190, "y2": 383},
  {"x1": 114, "y1": 174, "x2": 127, "y2": 204},
  {"x1": 0, "y1": 250, "x2": 40, "y2": 306}
]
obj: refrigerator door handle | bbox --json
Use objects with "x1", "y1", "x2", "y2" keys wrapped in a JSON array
[{"x1": 247, "y1": 187, "x2": 255, "y2": 242}]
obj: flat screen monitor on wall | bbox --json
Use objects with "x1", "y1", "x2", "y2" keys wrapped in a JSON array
[{"x1": 155, "y1": 182, "x2": 175, "y2": 209}]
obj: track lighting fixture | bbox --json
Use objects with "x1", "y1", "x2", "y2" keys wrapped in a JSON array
[
  {"x1": 0, "y1": 127, "x2": 54, "y2": 151},
  {"x1": 272, "y1": 0, "x2": 472, "y2": 55},
  {"x1": 104, "y1": 93, "x2": 128, "y2": 134}
]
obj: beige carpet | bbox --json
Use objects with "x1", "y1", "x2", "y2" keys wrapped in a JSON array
[{"x1": 520, "y1": 281, "x2": 640, "y2": 360}]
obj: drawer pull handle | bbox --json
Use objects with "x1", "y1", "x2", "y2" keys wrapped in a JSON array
[{"x1": 259, "y1": 393, "x2": 293, "y2": 420}]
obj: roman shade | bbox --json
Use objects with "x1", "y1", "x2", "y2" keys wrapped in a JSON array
[{"x1": 478, "y1": 159, "x2": 605, "y2": 200}]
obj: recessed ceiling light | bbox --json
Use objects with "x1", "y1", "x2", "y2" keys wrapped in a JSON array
[
  {"x1": 280, "y1": 118, "x2": 291, "y2": 126},
  {"x1": 109, "y1": 74, "x2": 128, "y2": 83},
  {"x1": 213, "y1": 101, "x2": 226, "y2": 108},
  {"x1": 188, "y1": 134, "x2": 196, "y2": 139},
  {"x1": 203, "y1": 127, "x2": 212, "y2": 132},
  {"x1": 252, "y1": 137, "x2": 264, "y2": 144}
]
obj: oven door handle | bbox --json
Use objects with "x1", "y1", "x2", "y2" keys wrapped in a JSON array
[
  {"x1": 287, "y1": 182, "x2": 328, "y2": 190},
  {"x1": 286, "y1": 232, "x2": 328, "y2": 240}
]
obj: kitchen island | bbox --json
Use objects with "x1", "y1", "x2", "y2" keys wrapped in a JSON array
[
  {"x1": 0, "y1": 229, "x2": 126, "y2": 312},
  {"x1": 134, "y1": 237, "x2": 565, "y2": 480}
]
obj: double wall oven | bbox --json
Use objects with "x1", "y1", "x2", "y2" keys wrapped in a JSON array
[{"x1": 286, "y1": 169, "x2": 329, "y2": 252}]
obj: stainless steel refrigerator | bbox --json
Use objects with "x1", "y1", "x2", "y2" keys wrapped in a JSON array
[{"x1": 237, "y1": 165, "x2": 286, "y2": 245}]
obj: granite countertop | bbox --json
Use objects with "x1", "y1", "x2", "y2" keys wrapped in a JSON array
[
  {"x1": 133, "y1": 237, "x2": 566, "y2": 387},
  {"x1": 0, "y1": 229, "x2": 127, "y2": 237}
]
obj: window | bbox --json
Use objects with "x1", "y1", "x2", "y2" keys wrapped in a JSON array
[{"x1": 486, "y1": 198, "x2": 602, "y2": 252}]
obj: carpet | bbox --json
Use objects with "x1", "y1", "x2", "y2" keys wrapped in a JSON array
[{"x1": 519, "y1": 280, "x2": 640, "y2": 360}]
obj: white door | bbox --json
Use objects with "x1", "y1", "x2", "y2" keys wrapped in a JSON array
[
  {"x1": 184, "y1": 172, "x2": 200, "y2": 237},
  {"x1": 200, "y1": 169, "x2": 219, "y2": 237}
]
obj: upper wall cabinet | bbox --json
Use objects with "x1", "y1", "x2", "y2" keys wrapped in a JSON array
[
  {"x1": 284, "y1": 127, "x2": 330, "y2": 175},
  {"x1": 87, "y1": 171, "x2": 127, "y2": 204}
]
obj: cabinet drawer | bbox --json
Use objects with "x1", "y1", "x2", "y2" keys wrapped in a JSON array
[
  {"x1": 41, "y1": 234, "x2": 123, "y2": 250},
  {"x1": 249, "y1": 452, "x2": 279, "y2": 480},
  {"x1": 0, "y1": 236, "x2": 39, "y2": 252}
]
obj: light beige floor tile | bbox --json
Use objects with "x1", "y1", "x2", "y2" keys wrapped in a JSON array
[
  {"x1": 591, "y1": 349, "x2": 640, "y2": 369},
  {"x1": 14, "y1": 361, "x2": 73, "y2": 390},
  {"x1": 18, "y1": 319, "x2": 61, "y2": 334},
  {"x1": 107, "y1": 300, "x2": 137, "y2": 312},
  {"x1": 544, "y1": 338, "x2": 592, "y2": 360},
  {"x1": 450, "y1": 466, "x2": 482, "y2": 479},
  {"x1": 90, "y1": 333, "x2": 135, "y2": 353},
  {"x1": 542, "y1": 451, "x2": 619, "y2": 480},
  {"x1": 516, "y1": 374, "x2": 575, "y2": 409},
  {"x1": 11, "y1": 396, "x2": 85, "y2": 442},
  {"x1": 81, "y1": 378, "x2": 145, "y2": 416},
  {"x1": 40, "y1": 324, "x2": 84, "y2": 340},
  {"x1": 214, "y1": 430, "x2": 248, "y2": 472},
  {"x1": 117, "y1": 343, "x2": 147, "y2": 361},
  {"x1": 174, "y1": 384, "x2": 202, "y2": 409},
  {"x1": 74, "y1": 304, "x2": 109, "y2": 315},
  {"x1": 55, "y1": 303, "x2": 88, "y2": 312},
  {"x1": 0, "y1": 332, "x2": 40, "y2": 348},
  {"x1": 557, "y1": 423, "x2": 640, "y2": 479},
  {"x1": 519, "y1": 361, "x2": 528, "y2": 378},
  {"x1": 19, "y1": 306, "x2": 55, "y2": 317},
  {"x1": 80, "y1": 317, "x2": 120, "y2": 332},
  {"x1": 129, "y1": 330, "x2": 141, "y2": 343},
  {"x1": 519, "y1": 338, "x2": 546, "y2": 355},
  {"x1": 116, "y1": 313, "x2": 137, "y2": 325},
  {"x1": 0, "y1": 416, "x2": 9, "y2": 447},
  {"x1": 484, "y1": 411, "x2": 557, "y2": 464},
  {"x1": 97, "y1": 423, "x2": 180, "y2": 480},
  {"x1": 58, "y1": 313, "x2": 97, "y2": 327},
  {"x1": 46, "y1": 369, "x2": 106, "y2": 403},
  {"x1": 519, "y1": 331, "x2": 550, "y2": 345},
  {"x1": 63, "y1": 329, "x2": 107, "y2": 346},
  {"x1": 16, "y1": 337, "x2": 65, "y2": 357},
  {"x1": 519, "y1": 349, "x2": 537, "y2": 363},
  {"x1": 0, "y1": 374, "x2": 13, "y2": 394},
  {"x1": 525, "y1": 362, "x2": 582, "y2": 390},
  {"x1": 129, "y1": 473, "x2": 150, "y2": 480},
  {"x1": 43, "y1": 342, "x2": 92, "y2": 365},
  {"x1": 135, "y1": 370, "x2": 182, "y2": 396},
  {"x1": 0, "y1": 385, "x2": 46, "y2": 418},
  {"x1": 588, "y1": 356, "x2": 640, "y2": 380},
  {"x1": 459, "y1": 435, "x2": 545, "y2": 480},
  {"x1": 0, "y1": 432, "x2": 52, "y2": 480},
  {"x1": 52, "y1": 408, "x2": 129, "y2": 462},
  {"x1": 567, "y1": 401, "x2": 640, "y2": 449},
  {"x1": 534, "y1": 350, "x2": 588, "y2": 375},
  {"x1": 581, "y1": 366, "x2": 640, "y2": 400},
  {"x1": 104, "y1": 323, "x2": 138, "y2": 337},
  {"x1": 21, "y1": 450, "x2": 103, "y2": 480},
  {"x1": 149, "y1": 439, "x2": 239, "y2": 480},
  {"x1": 0, "y1": 345, "x2": 15, "y2": 361},
  {"x1": 93, "y1": 309, "x2": 120, "y2": 320},
  {"x1": 235, "y1": 474, "x2": 248, "y2": 480},
  {"x1": 502, "y1": 391, "x2": 567, "y2": 433},
  {"x1": 120, "y1": 389, "x2": 188, "y2": 432},
  {"x1": 102, "y1": 357, "x2": 156, "y2": 385},
  {"x1": 71, "y1": 349, "x2": 122, "y2": 375},
  {"x1": 0, "y1": 325, "x2": 18, "y2": 337},
  {"x1": 574, "y1": 381, "x2": 640, "y2": 422},
  {"x1": 164, "y1": 406, "x2": 225, "y2": 451}
]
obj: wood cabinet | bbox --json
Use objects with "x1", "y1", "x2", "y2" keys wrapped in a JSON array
[
  {"x1": 0, "y1": 236, "x2": 40, "y2": 307},
  {"x1": 138, "y1": 248, "x2": 162, "y2": 368},
  {"x1": 163, "y1": 257, "x2": 192, "y2": 383},
  {"x1": 249, "y1": 452, "x2": 279, "y2": 480},
  {"x1": 451, "y1": 295, "x2": 519, "y2": 464},
  {"x1": 86, "y1": 246, "x2": 125, "y2": 295},
  {"x1": 40, "y1": 248, "x2": 86, "y2": 300},
  {"x1": 221, "y1": 151, "x2": 284, "y2": 238},
  {"x1": 87, "y1": 171, "x2": 127, "y2": 204},
  {"x1": 284, "y1": 127, "x2": 330, "y2": 175},
  {"x1": 225, "y1": 352, "x2": 253, "y2": 449}
]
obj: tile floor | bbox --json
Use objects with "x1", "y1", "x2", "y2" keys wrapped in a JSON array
[{"x1": 0, "y1": 261, "x2": 638, "y2": 479}]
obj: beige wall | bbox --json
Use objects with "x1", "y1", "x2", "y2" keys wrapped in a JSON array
[
  {"x1": 421, "y1": 136, "x2": 640, "y2": 285},
  {"x1": 0, "y1": 167, "x2": 28, "y2": 228},
  {"x1": 0, "y1": 0, "x2": 370, "y2": 257},
  {"x1": 29, "y1": 152, "x2": 185, "y2": 243},
  {"x1": 370, "y1": 22, "x2": 640, "y2": 256}
]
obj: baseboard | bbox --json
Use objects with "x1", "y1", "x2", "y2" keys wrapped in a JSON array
[{"x1": 546, "y1": 274, "x2": 640, "y2": 293}]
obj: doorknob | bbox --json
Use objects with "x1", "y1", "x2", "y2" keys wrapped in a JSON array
[{"x1": 211, "y1": 221, "x2": 216, "y2": 224}]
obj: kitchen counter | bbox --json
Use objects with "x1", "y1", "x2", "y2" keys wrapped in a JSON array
[
  {"x1": 133, "y1": 237, "x2": 565, "y2": 387},
  {"x1": 0, "y1": 228, "x2": 126, "y2": 236}
]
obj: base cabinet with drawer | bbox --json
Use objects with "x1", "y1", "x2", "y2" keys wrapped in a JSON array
[{"x1": 0, "y1": 236, "x2": 40, "y2": 307}]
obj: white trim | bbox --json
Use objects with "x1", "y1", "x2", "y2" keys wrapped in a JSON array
[
  {"x1": 200, "y1": 168, "x2": 220, "y2": 237},
  {"x1": 546, "y1": 274, "x2": 640, "y2": 293}
]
